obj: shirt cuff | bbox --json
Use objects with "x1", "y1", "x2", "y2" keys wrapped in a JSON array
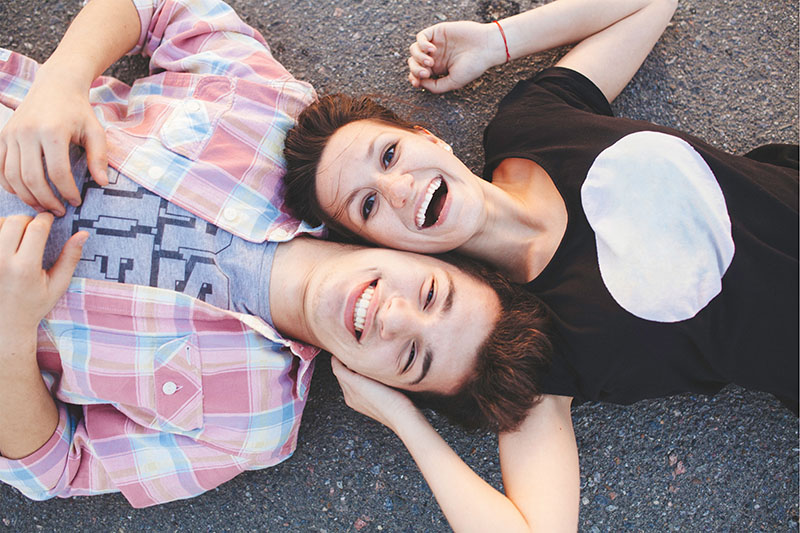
[
  {"x1": 128, "y1": 0, "x2": 158, "y2": 57},
  {"x1": 0, "y1": 403, "x2": 73, "y2": 500}
]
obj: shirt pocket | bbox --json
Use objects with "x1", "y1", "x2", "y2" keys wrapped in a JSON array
[
  {"x1": 158, "y1": 75, "x2": 235, "y2": 161},
  {"x1": 53, "y1": 329, "x2": 205, "y2": 434},
  {"x1": 152, "y1": 335, "x2": 205, "y2": 432}
]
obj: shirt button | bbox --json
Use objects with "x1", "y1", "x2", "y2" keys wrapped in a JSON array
[
  {"x1": 185, "y1": 100, "x2": 202, "y2": 113},
  {"x1": 272, "y1": 228, "x2": 290, "y2": 240},
  {"x1": 223, "y1": 207, "x2": 240, "y2": 222},
  {"x1": 162, "y1": 381, "x2": 178, "y2": 395},
  {"x1": 148, "y1": 166, "x2": 165, "y2": 180}
]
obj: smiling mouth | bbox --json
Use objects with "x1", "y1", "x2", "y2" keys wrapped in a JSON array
[
  {"x1": 415, "y1": 176, "x2": 448, "y2": 229},
  {"x1": 353, "y1": 280, "x2": 377, "y2": 340}
]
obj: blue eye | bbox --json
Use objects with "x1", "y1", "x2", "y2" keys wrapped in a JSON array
[
  {"x1": 361, "y1": 193, "x2": 376, "y2": 220},
  {"x1": 403, "y1": 342, "x2": 416, "y2": 373},
  {"x1": 424, "y1": 280, "x2": 434, "y2": 309},
  {"x1": 382, "y1": 144, "x2": 396, "y2": 168}
]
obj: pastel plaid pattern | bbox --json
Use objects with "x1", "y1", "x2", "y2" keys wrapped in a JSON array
[
  {"x1": 0, "y1": 0, "x2": 323, "y2": 243},
  {"x1": 0, "y1": 278, "x2": 317, "y2": 508},
  {"x1": 0, "y1": 0, "x2": 324, "y2": 507}
]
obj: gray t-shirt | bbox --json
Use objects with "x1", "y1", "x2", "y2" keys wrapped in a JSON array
[{"x1": 0, "y1": 123, "x2": 276, "y2": 325}]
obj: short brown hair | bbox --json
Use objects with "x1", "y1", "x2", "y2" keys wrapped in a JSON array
[
  {"x1": 406, "y1": 254, "x2": 552, "y2": 434},
  {"x1": 283, "y1": 94, "x2": 416, "y2": 238}
]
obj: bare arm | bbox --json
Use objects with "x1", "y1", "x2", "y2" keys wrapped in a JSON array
[
  {"x1": 408, "y1": 0, "x2": 677, "y2": 100},
  {"x1": 0, "y1": 0, "x2": 140, "y2": 214},
  {"x1": 0, "y1": 214, "x2": 86, "y2": 459},
  {"x1": 332, "y1": 358, "x2": 579, "y2": 532}
]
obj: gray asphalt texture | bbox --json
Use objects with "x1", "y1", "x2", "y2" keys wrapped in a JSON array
[{"x1": 1, "y1": 0, "x2": 798, "y2": 532}]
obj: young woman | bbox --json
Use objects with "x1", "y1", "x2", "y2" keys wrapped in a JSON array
[{"x1": 282, "y1": 0, "x2": 798, "y2": 530}]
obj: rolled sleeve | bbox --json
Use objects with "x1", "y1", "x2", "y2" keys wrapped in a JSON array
[
  {"x1": 128, "y1": 0, "x2": 279, "y2": 73},
  {"x1": 0, "y1": 403, "x2": 79, "y2": 501},
  {"x1": 129, "y1": 0, "x2": 158, "y2": 56}
]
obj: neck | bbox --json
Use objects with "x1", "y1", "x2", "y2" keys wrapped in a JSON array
[
  {"x1": 458, "y1": 162, "x2": 566, "y2": 283},
  {"x1": 269, "y1": 237, "x2": 344, "y2": 346}
]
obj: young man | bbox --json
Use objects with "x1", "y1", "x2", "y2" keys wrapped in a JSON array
[{"x1": 0, "y1": 207, "x2": 503, "y2": 507}]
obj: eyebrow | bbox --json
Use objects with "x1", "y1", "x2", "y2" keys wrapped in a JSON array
[
  {"x1": 367, "y1": 134, "x2": 378, "y2": 162},
  {"x1": 336, "y1": 136, "x2": 381, "y2": 220},
  {"x1": 410, "y1": 272, "x2": 455, "y2": 386}
]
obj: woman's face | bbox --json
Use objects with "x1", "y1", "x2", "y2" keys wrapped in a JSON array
[{"x1": 315, "y1": 120, "x2": 487, "y2": 253}]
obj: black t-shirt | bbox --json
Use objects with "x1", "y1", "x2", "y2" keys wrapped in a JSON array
[{"x1": 483, "y1": 67, "x2": 798, "y2": 409}]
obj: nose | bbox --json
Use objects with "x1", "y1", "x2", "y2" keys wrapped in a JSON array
[
  {"x1": 378, "y1": 296, "x2": 422, "y2": 340},
  {"x1": 377, "y1": 171, "x2": 414, "y2": 208}
]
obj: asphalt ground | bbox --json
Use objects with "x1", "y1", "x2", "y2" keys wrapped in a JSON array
[{"x1": 0, "y1": 0, "x2": 798, "y2": 531}]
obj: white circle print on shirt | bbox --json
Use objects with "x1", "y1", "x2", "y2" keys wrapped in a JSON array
[{"x1": 581, "y1": 131, "x2": 735, "y2": 323}]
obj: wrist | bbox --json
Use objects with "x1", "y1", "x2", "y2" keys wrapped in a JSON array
[
  {"x1": 0, "y1": 329, "x2": 38, "y2": 367},
  {"x1": 484, "y1": 21, "x2": 511, "y2": 68},
  {"x1": 389, "y1": 403, "x2": 429, "y2": 439},
  {"x1": 38, "y1": 55, "x2": 96, "y2": 93}
]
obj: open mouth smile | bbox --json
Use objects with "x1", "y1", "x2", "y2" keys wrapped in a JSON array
[
  {"x1": 353, "y1": 280, "x2": 378, "y2": 341},
  {"x1": 415, "y1": 176, "x2": 448, "y2": 229}
]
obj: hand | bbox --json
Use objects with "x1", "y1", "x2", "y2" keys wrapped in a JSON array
[
  {"x1": 331, "y1": 357, "x2": 419, "y2": 431},
  {"x1": 0, "y1": 63, "x2": 109, "y2": 216},
  {"x1": 408, "y1": 21, "x2": 502, "y2": 93},
  {"x1": 0, "y1": 213, "x2": 88, "y2": 337}
]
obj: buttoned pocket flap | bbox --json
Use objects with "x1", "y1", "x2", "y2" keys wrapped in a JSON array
[{"x1": 154, "y1": 335, "x2": 204, "y2": 431}]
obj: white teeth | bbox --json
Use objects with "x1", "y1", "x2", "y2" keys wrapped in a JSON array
[
  {"x1": 415, "y1": 177, "x2": 442, "y2": 229},
  {"x1": 353, "y1": 285, "x2": 375, "y2": 333}
]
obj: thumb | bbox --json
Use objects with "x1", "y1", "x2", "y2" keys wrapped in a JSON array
[
  {"x1": 48, "y1": 231, "x2": 88, "y2": 296},
  {"x1": 83, "y1": 118, "x2": 109, "y2": 186},
  {"x1": 419, "y1": 75, "x2": 460, "y2": 94}
]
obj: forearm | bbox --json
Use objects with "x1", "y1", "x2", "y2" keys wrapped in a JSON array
[
  {"x1": 392, "y1": 410, "x2": 531, "y2": 533},
  {"x1": 38, "y1": 0, "x2": 141, "y2": 90},
  {"x1": 0, "y1": 329, "x2": 58, "y2": 460},
  {"x1": 488, "y1": 0, "x2": 671, "y2": 66}
]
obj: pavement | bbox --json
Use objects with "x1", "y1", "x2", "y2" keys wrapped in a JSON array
[{"x1": 0, "y1": 0, "x2": 798, "y2": 531}]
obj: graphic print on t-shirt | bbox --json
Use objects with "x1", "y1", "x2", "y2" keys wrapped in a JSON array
[
  {"x1": 72, "y1": 174, "x2": 232, "y2": 309},
  {"x1": 581, "y1": 131, "x2": 735, "y2": 323}
]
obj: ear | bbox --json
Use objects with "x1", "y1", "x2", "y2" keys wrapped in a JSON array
[{"x1": 413, "y1": 125, "x2": 453, "y2": 153}]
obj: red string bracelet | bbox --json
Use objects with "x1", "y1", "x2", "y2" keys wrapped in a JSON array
[{"x1": 493, "y1": 20, "x2": 510, "y2": 63}]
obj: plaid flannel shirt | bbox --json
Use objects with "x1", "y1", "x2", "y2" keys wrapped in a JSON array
[{"x1": 0, "y1": 0, "x2": 322, "y2": 507}]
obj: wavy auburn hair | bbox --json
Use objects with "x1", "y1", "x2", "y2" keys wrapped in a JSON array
[{"x1": 283, "y1": 93, "x2": 417, "y2": 238}]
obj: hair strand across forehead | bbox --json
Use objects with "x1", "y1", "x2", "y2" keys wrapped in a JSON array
[{"x1": 282, "y1": 94, "x2": 417, "y2": 239}]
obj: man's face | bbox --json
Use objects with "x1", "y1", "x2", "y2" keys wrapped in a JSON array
[{"x1": 303, "y1": 247, "x2": 500, "y2": 394}]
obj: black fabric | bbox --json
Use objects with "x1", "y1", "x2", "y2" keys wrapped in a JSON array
[{"x1": 482, "y1": 67, "x2": 799, "y2": 409}]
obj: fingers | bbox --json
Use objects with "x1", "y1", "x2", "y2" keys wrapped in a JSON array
[
  {"x1": 408, "y1": 26, "x2": 439, "y2": 88},
  {"x1": 47, "y1": 230, "x2": 88, "y2": 297},
  {"x1": 0, "y1": 141, "x2": 10, "y2": 194},
  {"x1": 330, "y1": 356, "x2": 353, "y2": 380},
  {"x1": 409, "y1": 42, "x2": 434, "y2": 71},
  {"x1": 415, "y1": 25, "x2": 438, "y2": 55},
  {"x1": 83, "y1": 119, "x2": 109, "y2": 187},
  {"x1": 22, "y1": 137, "x2": 67, "y2": 215},
  {"x1": 1, "y1": 140, "x2": 39, "y2": 209},
  {"x1": 42, "y1": 133, "x2": 81, "y2": 210},
  {"x1": 15, "y1": 212, "x2": 55, "y2": 262},
  {"x1": 0, "y1": 214, "x2": 33, "y2": 255}
]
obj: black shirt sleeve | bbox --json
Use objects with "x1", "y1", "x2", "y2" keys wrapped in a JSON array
[
  {"x1": 529, "y1": 67, "x2": 614, "y2": 116},
  {"x1": 482, "y1": 67, "x2": 614, "y2": 181}
]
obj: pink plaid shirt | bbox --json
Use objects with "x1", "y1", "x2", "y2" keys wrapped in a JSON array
[{"x1": 0, "y1": 0, "x2": 322, "y2": 507}]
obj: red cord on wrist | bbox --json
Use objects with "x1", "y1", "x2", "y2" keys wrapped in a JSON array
[{"x1": 493, "y1": 20, "x2": 510, "y2": 64}]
